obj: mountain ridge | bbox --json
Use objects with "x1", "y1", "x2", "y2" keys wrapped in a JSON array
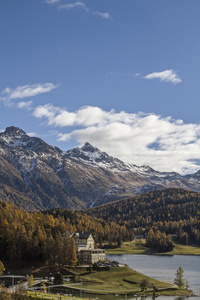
[{"x1": 0, "y1": 126, "x2": 200, "y2": 211}]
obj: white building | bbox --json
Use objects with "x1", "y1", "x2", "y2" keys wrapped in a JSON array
[
  {"x1": 71, "y1": 231, "x2": 105, "y2": 265},
  {"x1": 72, "y1": 231, "x2": 94, "y2": 252}
]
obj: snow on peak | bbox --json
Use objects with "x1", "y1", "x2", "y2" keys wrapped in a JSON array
[
  {"x1": 81, "y1": 142, "x2": 100, "y2": 152},
  {"x1": 65, "y1": 142, "x2": 107, "y2": 162},
  {"x1": 3, "y1": 126, "x2": 26, "y2": 137},
  {"x1": 0, "y1": 126, "x2": 28, "y2": 146},
  {"x1": 7, "y1": 126, "x2": 25, "y2": 133},
  {"x1": 66, "y1": 142, "x2": 136, "y2": 171}
]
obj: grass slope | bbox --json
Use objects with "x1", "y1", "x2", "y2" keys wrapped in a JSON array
[
  {"x1": 74, "y1": 266, "x2": 189, "y2": 296},
  {"x1": 106, "y1": 239, "x2": 200, "y2": 255}
]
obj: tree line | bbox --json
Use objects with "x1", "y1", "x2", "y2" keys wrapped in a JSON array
[
  {"x1": 87, "y1": 188, "x2": 200, "y2": 246},
  {"x1": 1, "y1": 187, "x2": 200, "y2": 267},
  {"x1": 0, "y1": 199, "x2": 134, "y2": 267}
]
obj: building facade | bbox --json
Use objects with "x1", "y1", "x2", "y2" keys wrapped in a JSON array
[
  {"x1": 72, "y1": 231, "x2": 105, "y2": 265},
  {"x1": 72, "y1": 231, "x2": 94, "y2": 252},
  {"x1": 77, "y1": 249, "x2": 106, "y2": 265}
]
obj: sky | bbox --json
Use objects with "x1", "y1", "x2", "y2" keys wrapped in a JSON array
[{"x1": 0, "y1": 0, "x2": 200, "y2": 174}]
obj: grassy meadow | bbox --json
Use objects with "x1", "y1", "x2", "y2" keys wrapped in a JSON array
[
  {"x1": 106, "y1": 239, "x2": 200, "y2": 255},
  {"x1": 74, "y1": 266, "x2": 190, "y2": 296}
]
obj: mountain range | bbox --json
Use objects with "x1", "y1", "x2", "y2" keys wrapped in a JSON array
[{"x1": 0, "y1": 126, "x2": 200, "y2": 211}]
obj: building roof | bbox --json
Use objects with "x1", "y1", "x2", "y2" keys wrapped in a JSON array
[{"x1": 74, "y1": 231, "x2": 93, "y2": 239}]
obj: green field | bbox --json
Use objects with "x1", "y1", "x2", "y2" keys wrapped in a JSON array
[
  {"x1": 105, "y1": 239, "x2": 148, "y2": 254},
  {"x1": 74, "y1": 265, "x2": 190, "y2": 296},
  {"x1": 167, "y1": 243, "x2": 200, "y2": 255},
  {"x1": 7, "y1": 263, "x2": 191, "y2": 298},
  {"x1": 106, "y1": 239, "x2": 200, "y2": 255}
]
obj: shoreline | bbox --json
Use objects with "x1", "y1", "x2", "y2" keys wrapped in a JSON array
[{"x1": 106, "y1": 251, "x2": 200, "y2": 256}]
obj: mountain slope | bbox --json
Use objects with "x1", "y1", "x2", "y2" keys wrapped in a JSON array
[
  {"x1": 0, "y1": 126, "x2": 200, "y2": 211},
  {"x1": 87, "y1": 188, "x2": 200, "y2": 224},
  {"x1": 86, "y1": 188, "x2": 200, "y2": 247}
]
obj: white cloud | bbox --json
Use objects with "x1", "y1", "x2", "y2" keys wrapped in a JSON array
[
  {"x1": 33, "y1": 104, "x2": 60, "y2": 119},
  {"x1": 144, "y1": 69, "x2": 182, "y2": 84},
  {"x1": 2, "y1": 83, "x2": 58, "y2": 100},
  {"x1": 45, "y1": 0, "x2": 60, "y2": 4},
  {"x1": 45, "y1": 0, "x2": 111, "y2": 18},
  {"x1": 17, "y1": 101, "x2": 33, "y2": 110},
  {"x1": 93, "y1": 11, "x2": 111, "y2": 19},
  {"x1": 32, "y1": 104, "x2": 200, "y2": 174},
  {"x1": 58, "y1": 1, "x2": 89, "y2": 11},
  {"x1": 0, "y1": 83, "x2": 58, "y2": 107}
]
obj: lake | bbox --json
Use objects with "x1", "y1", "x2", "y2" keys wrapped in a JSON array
[{"x1": 107, "y1": 254, "x2": 200, "y2": 300}]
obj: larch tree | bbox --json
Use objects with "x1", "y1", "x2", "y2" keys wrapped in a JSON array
[{"x1": 0, "y1": 261, "x2": 5, "y2": 275}]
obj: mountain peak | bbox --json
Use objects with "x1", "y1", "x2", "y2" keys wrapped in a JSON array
[
  {"x1": 0, "y1": 126, "x2": 27, "y2": 146},
  {"x1": 65, "y1": 142, "x2": 110, "y2": 165},
  {"x1": 4, "y1": 126, "x2": 26, "y2": 136},
  {"x1": 81, "y1": 142, "x2": 99, "y2": 153}
]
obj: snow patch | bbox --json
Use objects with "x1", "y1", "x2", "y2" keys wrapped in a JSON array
[{"x1": 90, "y1": 193, "x2": 100, "y2": 208}]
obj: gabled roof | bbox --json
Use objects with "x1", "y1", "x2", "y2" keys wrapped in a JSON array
[{"x1": 73, "y1": 231, "x2": 93, "y2": 239}]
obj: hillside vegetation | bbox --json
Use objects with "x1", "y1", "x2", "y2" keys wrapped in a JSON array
[
  {"x1": 88, "y1": 188, "x2": 200, "y2": 247},
  {"x1": 0, "y1": 199, "x2": 133, "y2": 267},
  {"x1": 1, "y1": 188, "x2": 200, "y2": 268}
]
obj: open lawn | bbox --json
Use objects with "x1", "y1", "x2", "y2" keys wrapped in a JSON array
[
  {"x1": 74, "y1": 266, "x2": 190, "y2": 296},
  {"x1": 166, "y1": 243, "x2": 200, "y2": 255},
  {"x1": 105, "y1": 239, "x2": 149, "y2": 254},
  {"x1": 106, "y1": 239, "x2": 200, "y2": 255}
]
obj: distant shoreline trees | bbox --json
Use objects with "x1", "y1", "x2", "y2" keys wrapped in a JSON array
[{"x1": 146, "y1": 229, "x2": 174, "y2": 252}]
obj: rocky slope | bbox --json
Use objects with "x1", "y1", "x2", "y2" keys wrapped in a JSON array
[{"x1": 0, "y1": 126, "x2": 200, "y2": 211}]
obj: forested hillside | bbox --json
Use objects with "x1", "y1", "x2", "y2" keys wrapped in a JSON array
[
  {"x1": 88, "y1": 188, "x2": 200, "y2": 246},
  {"x1": 0, "y1": 199, "x2": 133, "y2": 267},
  {"x1": 1, "y1": 188, "x2": 200, "y2": 267}
]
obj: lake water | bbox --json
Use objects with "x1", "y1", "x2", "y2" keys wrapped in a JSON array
[{"x1": 107, "y1": 254, "x2": 200, "y2": 300}]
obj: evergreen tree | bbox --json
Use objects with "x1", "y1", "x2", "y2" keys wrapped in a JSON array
[{"x1": 174, "y1": 267, "x2": 185, "y2": 289}]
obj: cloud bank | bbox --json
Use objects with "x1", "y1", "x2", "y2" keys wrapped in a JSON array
[
  {"x1": 32, "y1": 105, "x2": 200, "y2": 174},
  {"x1": 144, "y1": 69, "x2": 182, "y2": 84}
]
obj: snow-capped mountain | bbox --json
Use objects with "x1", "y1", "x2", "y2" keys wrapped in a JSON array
[{"x1": 0, "y1": 126, "x2": 200, "y2": 211}]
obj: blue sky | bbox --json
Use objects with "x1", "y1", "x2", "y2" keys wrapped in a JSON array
[{"x1": 1, "y1": 0, "x2": 200, "y2": 174}]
